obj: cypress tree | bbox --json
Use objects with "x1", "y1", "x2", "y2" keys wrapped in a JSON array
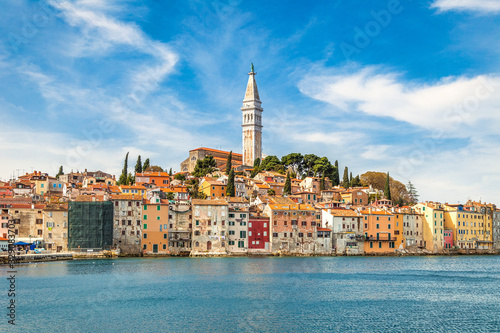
[
  {"x1": 333, "y1": 160, "x2": 340, "y2": 186},
  {"x1": 126, "y1": 172, "x2": 134, "y2": 186},
  {"x1": 349, "y1": 172, "x2": 353, "y2": 188},
  {"x1": 118, "y1": 152, "x2": 129, "y2": 185},
  {"x1": 143, "y1": 158, "x2": 150, "y2": 172},
  {"x1": 225, "y1": 151, "x2": 232, "y2": 175},
  {"x1": 284, "y1": 172, "x2": 292, "y2": 195},
  {"x1": 342, "y1": 167, "x2": 349, "y2": 187},
  {"x1": 135, "y1": 155, "x2": 142, "y2": 174},
  {"x1": 226, "y1": 168, "x2": 235, "y2": 197},
  {"x1": 169, "y1": 168, "x2": 173, "y2": 176},
  {"x1": 56, "y1": 166, "x2": 64, "y2": 179},
  {"x1": 384, "y1": 172, "x2": 392, "y2": 200},
  {"x1": 320, "y1": 173, "x2": 325, "y2": 191}
]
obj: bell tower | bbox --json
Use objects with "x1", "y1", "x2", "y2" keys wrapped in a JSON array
[{"x1": 241, "y1": 63, "x2": 263, "y2": 166}]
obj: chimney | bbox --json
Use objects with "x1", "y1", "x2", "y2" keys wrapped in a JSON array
[{"x1": 369, "y1": 207, "x2": 372, "y2": 214}]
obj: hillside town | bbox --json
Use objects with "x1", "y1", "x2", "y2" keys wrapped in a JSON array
[{"x1": 2, "y1": 65, "x2": 499, "y2": 257}]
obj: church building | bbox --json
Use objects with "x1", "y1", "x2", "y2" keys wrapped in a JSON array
[{"x1": 180, "y1": 64, "x2": 263, "y2": 173}]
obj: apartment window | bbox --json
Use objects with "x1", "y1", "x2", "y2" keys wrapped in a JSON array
[
  {"x1": 284, "y1": 233, "x2": 287, "y2": 237},
  {"x1": 195, "y1": 231, "x2": 200, "y2": 236},
  {"x1": 37, "y1": 229, "x2": 42, "y2": 235},
  {"x1": 379, "y1": 242, "x2": 382, "y2": 248},
  {"x1": 298, "y1": 232, "x2": 304, "y2": 237},
  {"x1": 238, "y1": 241, "x2": 244, "y2": 248},
  {"x1": 48, "y1": 212, "x2": 53, "y2": 217},
  {"x1": 376, "y1": 224, "x2": 379, "y2": 229},
  {"x1": 143, "y1": 215, "x2": 147, "y2": 220},
  {"x1": 307, "y1": 233, "x2": 312, "y2": 237},
  {"x1": 157, "y1": 206, "x2": 161, "y2": 211},
  {"x1": 370, "y1": 242, "x2": 373, "y2": 248},
  {"x1": 302, "y1": 221, "x2": 307, "y2": 226},
  {"x1": 376, "y1": 217, "x2": 379, "y2": 221},
  {"x1": 273, "y1": 233, "x2": 278, "y2": 237},
  {"x1": 137, "y1": 220, "x2": 141, "y2": 226},
  {"x1": 249, "y1": 231, "x2": 253, "y2": 237},
  {"x1": 365, "y1": 223, "x2": 368, "y2": 229},
  {"x1": 143, "y1": 224, "x2": 147, "y2": 230},
  {"x1": 196, "y1": 220, "x2": 199, "y2": 226},
  {"x1": 144, "y1": 205, "x2": 147, "y2": 210},
  {"x1": 388, "y1": 224, "x2": 391, "y2": 230},
  {"x1": 143, "y1": 244, "x2": 147, "y2": 250},
  {"x1": 207, "y1": 231, "x2": 211, "y2": 236},
  {"x1": 240, "y1": 231, "x2": 246, "y2": 238},
  {"x1": 121, "y1": 230, "x2": 125, "y2": 235},
  {"x1": 274, "y1": 220, "x2": 278, "y2": 226}
]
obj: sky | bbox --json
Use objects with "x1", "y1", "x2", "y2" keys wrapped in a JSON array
[{"x1": 1, "y1": 0, "x2": 500, "y2": 204}]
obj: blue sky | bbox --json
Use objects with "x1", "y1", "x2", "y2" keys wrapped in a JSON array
[{"x1": 1, "y1": 0, "x2": 500, "y2": 203}]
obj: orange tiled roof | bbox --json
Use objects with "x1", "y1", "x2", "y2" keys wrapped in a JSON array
[
  {"x1": 110, "y1": 194, "x2": 143, "y2": 201},
  {"x1": 190, "y1": 147, "x2": 243, "y2": 157}
]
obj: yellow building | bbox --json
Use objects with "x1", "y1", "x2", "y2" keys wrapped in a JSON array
[
  {"x1": 200, "y1": 177, "x2": 226, "y2": 199},
  {"x1": 414, "y1": 202, "x2": 445, "y2": 252},
  {"x1": 443, "y1": 204, "x2": 492, "y2": 250}
]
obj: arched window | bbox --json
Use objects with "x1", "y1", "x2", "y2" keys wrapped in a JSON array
[
  {"x1": 207, "y1": 241, "x2": 212, "y2": 250},
  {"x1": 221, "y1": 241, "x2": 225, "y2": 247},
  {"x1": 195, "y1": 241, "x2": 199, "y2": 247}
]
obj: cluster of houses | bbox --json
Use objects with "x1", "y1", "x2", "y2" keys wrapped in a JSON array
[{"x1": 1, "y1": 150, "x2": 500, "y2": 256}]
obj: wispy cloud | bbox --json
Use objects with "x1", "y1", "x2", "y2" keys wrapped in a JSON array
[
  {"x1": 431, "y1": 0, "x2": 500, "y2": 13},
  {"x1": 298, "y1": 65, "x2": 500, "y2": 136}
]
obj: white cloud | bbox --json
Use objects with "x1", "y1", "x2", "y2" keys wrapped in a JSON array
[
  {"x1": 431, "y1": 0, "x2": 500, "y2": 13},
  {"x1": 298, "y1": 66, "x2": 500, "y2": 137}
]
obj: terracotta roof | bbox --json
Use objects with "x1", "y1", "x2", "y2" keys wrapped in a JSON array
[
  {"x1": 267, "y1": 203, "x2": 316, "y2": 211},
  {"x1": 9, "y1": 204, "x2": 46, "y2": 209},
  {"x1": 120, "y1": 185, "x2": 146, "y2": 190},
  {"x1": 189, "y1": 147, "x2": 243, "y2": 157},
  {"x1": 74, "y1": 195, "x2": 106, "y2": 202},
  {"x1": 317, "y1": 228, "x2": 332, "y2": 232},
  {"x1": 192, "y1": 199, "x2": 228, "y2": 206},
  {"x1": 111, "y1": 194, "x2": 143, "y2": 201},
  {"x1": 326, "y1": 209, "x2": 360, "y2": 217},
  {"x1": 360, "y1": 210, "x2": 394, "y2": 215},
  {"x1": 0, "y1": 237, "x2": 8, "y2": 241}
]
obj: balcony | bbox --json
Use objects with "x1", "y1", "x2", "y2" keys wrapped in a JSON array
[{"x1": 366, "y1": 235, "x2": 397, "y2": 242}]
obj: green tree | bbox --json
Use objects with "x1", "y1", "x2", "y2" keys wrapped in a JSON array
[
  {"x1": 165, "y1": 192, "x2": 175, "y2": 201},
  {"x1": 260, "y1": 155, "x2": 282, "y2": 171},
  {"x1": 267, "y1": 188, "x2": 276, "y2": 196},
  {"x1": 174, "y1": 173, "x2": 186, "y2": 181},
  {"x1": 188, "y1": 179, "x2": 207, "y2": 199},
  {"x1": 135, "y1": 155, "x2": 142, "y2": 174},
  {"x1": 225, "y1": 151, "x2": 232, "y2": 175},
  {"x1": 251, "y1": 158, "x2": 261, "y2": 178},
  {"x1": 118, "y1": 152, "x2": 129, "y2": 185},
  {"x1": 147, "y1": 166, "x2": 164, "y2": 172},
  {"x1": 126, "y1": 172, "x2": 134, "y2": 186},
  {"x1": 320, "y1": 173, "x2": 325, "y2": 191},
  {"x1": 169, "y1": 168, "x2": 173, "y2": 176},
  {"x1": 226, "y1": 168, "x2": 235, "y2": 197},
  {"x1": 384, "y1": 172, "x2": 392, "y2": 200},
  {"x1": 284, "y1": 172, "x2": 292, "y2": 195},
  {"x1": 56, "y1": 166, "x2": 63, "y2": 179},
  {"x1": 342, "y1": 166, "x2": 349, "y2": 187},
  {"x1": 349, "y1": 172, "x2": 353, "y2": 188},
  {"x1": 192, "y1": 155, "x2": 217, "y2": 177},
  {"x1": 303, "y1": 154, "x2": 319, "y2": 177},
  {"x1": 142, "y1": 158, "x2": 150, "y2": 172},
  {"x1": 333, "y1": 160, "x2": 340, "y2": 186},
  {"x1": 407, "y1": 181, "x2": 419, "y2": 204},
  {"x1": 281, "y1": 153, "x2": 304, "y2": 176},
  {"x1": 351, "y1": 175, "x2": 362, "y2": 187}
]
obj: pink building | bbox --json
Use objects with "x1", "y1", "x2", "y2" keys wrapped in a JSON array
[{"x1": 444, "y1": 229, "x2": 453, "y2": 249}]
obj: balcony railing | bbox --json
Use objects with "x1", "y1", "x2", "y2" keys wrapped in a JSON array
[{"x1": 366, "y1": 235, "x2": 397, "y2": 242}]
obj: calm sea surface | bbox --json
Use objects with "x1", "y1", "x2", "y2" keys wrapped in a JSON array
[{"x1": 3, "y1": 256, "x2": 500, "y2": 332}]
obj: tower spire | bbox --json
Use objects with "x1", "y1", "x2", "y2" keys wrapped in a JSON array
[{"x1": 241, "y1": 64, "x2": 263, "y2": 166}]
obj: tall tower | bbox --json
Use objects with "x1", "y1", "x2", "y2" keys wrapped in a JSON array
[{"x1": 242, "y1": 63, "x2": 263, "y2": 166}]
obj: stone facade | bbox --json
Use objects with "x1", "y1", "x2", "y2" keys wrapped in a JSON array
[
  {"x1": 191, "y1": 199, "x2": 228, "y2": 255},
  {"x1": 494, "y1": 210, "x2": 500, "y2": 250},
  {"x1": 227, "y1": 208, "x2": 248, "y2": 254},
  {"x1": 241, "y1": 65, "x2": 263, "y2": 166},
  {"x1": 43, "y1": 204, "x2": 69, "y2": 252},
  {"x1": 111, "y1": 194, "x2": 143, "y2": 254},
  {"x1": 168, "y1": 202, "x2": 193, "y2": 255},
  {"x1": 264, "y1": 203, "x2": 320, "y2": 255}
]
